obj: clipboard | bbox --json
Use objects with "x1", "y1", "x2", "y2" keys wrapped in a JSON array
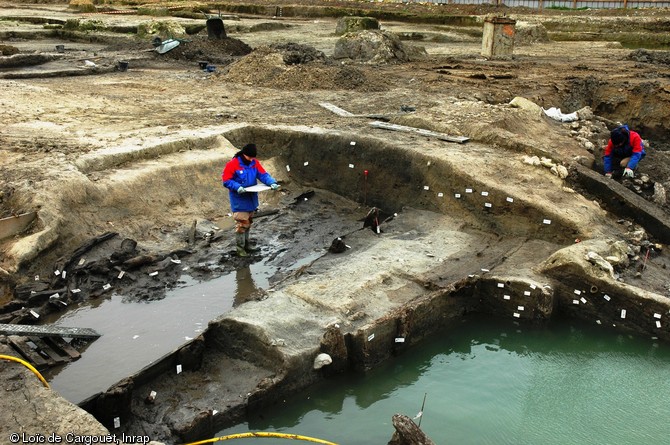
[{"x1": 244, "y1": 184, "x2": 271, "y2": 192}]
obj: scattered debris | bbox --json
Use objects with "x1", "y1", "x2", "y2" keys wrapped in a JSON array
[{"x1": 543, "y1": 106, "x2": 578, "y2": 122}]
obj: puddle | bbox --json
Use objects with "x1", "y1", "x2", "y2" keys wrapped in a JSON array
[
  {"x1": 41, "y1": 241, "x2": 326, "y2": 404},
  {"x1": 43, "y1": 261, "x2": 277, "y2": 404}
]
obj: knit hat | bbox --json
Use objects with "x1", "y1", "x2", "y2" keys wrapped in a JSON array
[
  {"x1": 610, "y1": 127, "x2": 628, "y2": 146},
  {"x1": 241, "y1": 143, "x2": 257, "y2": 158}
]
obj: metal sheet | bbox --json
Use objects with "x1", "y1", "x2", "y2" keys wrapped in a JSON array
[
  {"x1": 0, "y1": 323, "x2": 101, "y2": 339},
  {"x1": 155, "y1": 39, "x2": 180, "y2": 54}
]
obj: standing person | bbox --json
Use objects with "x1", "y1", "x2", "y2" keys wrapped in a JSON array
[
  {"x1": 222, "y1": 143, "x2": 279, "y2": 257},
  {"x1": 603, "y1": 125, "x2": 646, "y2": 179}
]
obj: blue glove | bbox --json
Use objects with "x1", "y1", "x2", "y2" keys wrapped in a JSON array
[
  {"x1": 622, "y1": 168, "x2": 634, "y2": 178},
  {"x1": 270, "y1": 183, "x2": 280, "y2": 190},
  {"x1": 237, "y1": 186, "x2": 246, "y2": 194}
]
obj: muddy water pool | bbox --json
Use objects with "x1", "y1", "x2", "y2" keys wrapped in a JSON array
[
  {"x1": 217, "y1": 314, "x2": 670, "y2": 445},
  {"x1": 43, "y1": 261, "x2": 279, "y2": 404}
]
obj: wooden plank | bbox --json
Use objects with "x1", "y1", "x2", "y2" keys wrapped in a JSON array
[
  {"x1": 29, "y1": 337, "x2": 68, "y2": 365},
  {"x1": 7, "y1": 335, "x2": 49, "y2": 369},
  {"x1": 319, "y1": 102, "x2": 402, "y2": 120},
  {"x1": 319, "y1": 102, "x2": 355, "y2": 117},
  {"x1": 44, "y1": 336, "x2": 80, "y2": 360},
  {"x1": 0, "y1": 211, "x2": 36, "y2": 241},
  {"x1": 0, "y1": 323, "x2": 101, "y2": 339},
  {"x1": 369, "y1": 121, "x2": 470, "y2": 143}
]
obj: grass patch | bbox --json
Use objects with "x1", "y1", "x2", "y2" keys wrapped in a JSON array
[{"x1": 546, "y1": 5, "x2": 590, "y2": 10}]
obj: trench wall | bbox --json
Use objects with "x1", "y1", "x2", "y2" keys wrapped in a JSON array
[
  {"x1": 82, "y1": 260, "x2": 670, "y2": 443},
  {"x1": 223, "y1": 125, "x2": 578, "y2": 244}
]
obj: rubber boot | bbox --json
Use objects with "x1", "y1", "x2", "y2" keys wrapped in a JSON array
[
  {"x1": 244, "y1": 231, "x2": 261, "y2": 253},
  {"x1": 236, "y1": 232, "x2": 248, "y2": 257}
]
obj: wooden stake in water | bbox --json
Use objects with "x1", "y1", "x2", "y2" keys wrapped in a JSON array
[{"x1": 418, "y1": 392, "x2": 427, "y2": 427}]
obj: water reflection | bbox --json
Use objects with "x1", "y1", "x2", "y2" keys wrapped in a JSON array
[
  {"x1": 234, "y1": 267, "x2": 258, "y2": 306},
  {"x1": 220, "y1": 314, "x2": 670, "y2": 445},
  {"x1": 37, "y1": 256, "x2": 282, "y2": 403},
  {"x1": 43, "y1": 273, "x2": 258, "y2": 402}
]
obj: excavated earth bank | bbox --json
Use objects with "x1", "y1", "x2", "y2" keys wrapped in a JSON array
[{"x1": 1, "y1": 1, "x2": 670, "y2": 443}]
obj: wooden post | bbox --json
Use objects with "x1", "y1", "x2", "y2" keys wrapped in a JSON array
[{"x1": 388, "y1": 414, "x2": 437, "y2": 445}]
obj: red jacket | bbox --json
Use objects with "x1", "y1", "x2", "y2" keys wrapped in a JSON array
[
  {"x1": 222, "y1": 156, "x2": 276, "y2": 212},
  {"x1": 603, "y1": 127, "x2": 645, "y2": 172}
]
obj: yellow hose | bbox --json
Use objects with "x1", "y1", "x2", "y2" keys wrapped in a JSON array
[
  {"x1": 183, "y1": 432, "x2": 338, "y2": 445},
  {"x1": 0, "y1": 354, "x2": 50, "y2": 388}
]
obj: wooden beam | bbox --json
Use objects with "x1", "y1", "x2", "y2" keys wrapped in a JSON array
[
  {"x1": 319, "y1": 102, "x2": 355, "y2": 117},
  {"x1": 44, "y1": 336, "x2": 81, "y2": 360},
  {"x1": 369, "y1": 121, "x2": 470, "y2": 143},
  {"x1": 29, "y1": 337, "x2": 68, "y2": 365},
  {"x1": 0, "y1": 212, "x2": 36, "y2": 241},
  {"x1": 7, "y1": 335, "x2": 49, "y2": 369}
]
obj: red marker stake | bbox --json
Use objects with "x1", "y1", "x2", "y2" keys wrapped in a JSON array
[{"x1": 364, "y1": 170, "x2": 369, "y2": 206}]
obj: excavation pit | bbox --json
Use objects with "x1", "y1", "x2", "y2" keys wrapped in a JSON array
[
  {"x1": 3, "y1": 125, "x2": 667, "y2": 443},
  {"x1": 3, "y1": 3, "x2": 670, "y2": 443}
]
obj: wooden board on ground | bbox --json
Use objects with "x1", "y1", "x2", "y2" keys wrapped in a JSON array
[
  {"x1": 28, "y1": 337, "x2": 68, "y2": 365},
  {"x1": 0, "y1": 211, "x2": 36, "y2": 241},
  {"x1": 319, "y1": 102, "x2": 355, "y2": 117},
  {"x1": 45, "y1": 336, "x2": 81, "y2": 360},
  {"x1": 369, "y1": 121, "x2": 470, "y2": 143},
  {"x1": 319, "y1": 102, "x2": 402, "y2": 121},
  {"x1": 7, "y1": 335, "x2": 49, "y2": 369}
]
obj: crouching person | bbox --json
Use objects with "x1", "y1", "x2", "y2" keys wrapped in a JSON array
[{"x1": 603, "y1": 125, "x2": 646, "y2": 179}]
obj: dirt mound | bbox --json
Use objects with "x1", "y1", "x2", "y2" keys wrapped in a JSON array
[
  {"x1": 628, "y1": 48, "x2": 670, "y2": 65},
  {"x1": 333, "y1": 30, "x2": 426, "y2": 64},
  {"x1": 0, "y1": 44, "x2": 19, "y2": 56},
  {"x1": 160, "y1": 35, "x2": 252, "y2": 64},
  {"x1": 269, "y1": 42, "x2": 326, "y2": 64},
  {"x1": 515, "y1": 21, "x2": 551, "y2": 46},
  {"x1": 221, "y1": 45, "x2": 388, "y2": 91}
]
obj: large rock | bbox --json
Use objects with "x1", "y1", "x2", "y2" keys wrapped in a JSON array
[{"x1": 509, "y1": 96, "x2": 543, "y2": 117}]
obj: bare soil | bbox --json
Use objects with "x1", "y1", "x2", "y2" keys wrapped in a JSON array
[{"x1": 2, "y1": 1, "x2": 670, "y2": 442}]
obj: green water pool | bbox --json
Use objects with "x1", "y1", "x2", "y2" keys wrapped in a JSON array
[{"x1": 217, "y1": 314, "x2": 670, "y2": 445}]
